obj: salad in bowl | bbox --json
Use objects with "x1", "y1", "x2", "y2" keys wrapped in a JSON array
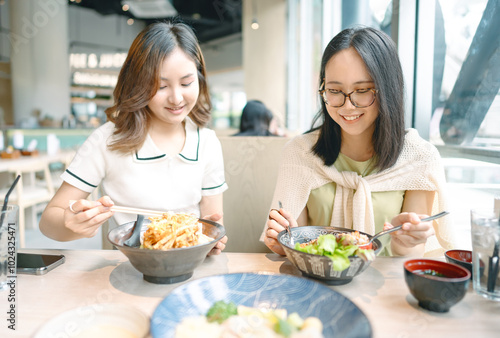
[{"x1": 278, "y1": 226, "x2": 382, "y2": 285}]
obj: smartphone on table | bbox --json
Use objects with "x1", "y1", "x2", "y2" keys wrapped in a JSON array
[{"x1": 16, "y1": 253, "x2": 65, "y2": 275}]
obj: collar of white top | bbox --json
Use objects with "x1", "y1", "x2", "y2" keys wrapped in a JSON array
[{"x1": 134, "y1": 117, "x2": 200, "y2": 163}]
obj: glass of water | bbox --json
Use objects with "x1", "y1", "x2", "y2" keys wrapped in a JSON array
[{"x1": 471, "y1": 208, "x2": 500, "y2": 301}]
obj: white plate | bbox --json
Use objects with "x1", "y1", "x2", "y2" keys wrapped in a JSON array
[{"x1": 34, "y1": 303, "x2": 149, "y2": 338}]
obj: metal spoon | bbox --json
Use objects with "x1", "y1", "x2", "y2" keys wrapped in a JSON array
[
  {"x1": 364, "y1": 211, "x2": 450, "y2": 248},
  {"x1": 124, "y1": 214, "x2": 145, "y2": 247},
  {"x1": 278, "y1": 201, "x2": 295, "y2": 246}
]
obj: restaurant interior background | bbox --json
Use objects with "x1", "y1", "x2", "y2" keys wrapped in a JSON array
[{"x1": 0, "y1": 0, "x2": 499, "y2": 250}]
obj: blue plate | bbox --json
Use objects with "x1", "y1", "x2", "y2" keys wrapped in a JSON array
[{"x1": 150, "y1": 272, "x2": 372, "y2": 337}]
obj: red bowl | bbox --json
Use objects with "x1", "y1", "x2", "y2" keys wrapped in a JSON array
[
  {"x1": 404, "y1": 259, "x2": 470, "y2": 312},
  {"x1": 445, "y1": 250, "x2": 473, "y2": 276}
]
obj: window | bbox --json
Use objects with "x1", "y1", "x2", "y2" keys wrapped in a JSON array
[
  {"x1": 287, "y1": 0, "x2": 500, "y2": 249},
  {"x1": 286, "y1": 0, "x2": 393, "y2": 132},
  {"x1": 210, "y1": 91, "x2": 247, "y2": 131},
  {"x1": 409, "y1": 0, "x2": 500, "y2": 249}
]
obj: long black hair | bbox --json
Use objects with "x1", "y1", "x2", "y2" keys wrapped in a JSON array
[
  {"x1": 236, "y1": 100, "x2": 273, "y2": 136},
  {"x1": 311, "y1": 27, "x2": 405, "y2": 171}
]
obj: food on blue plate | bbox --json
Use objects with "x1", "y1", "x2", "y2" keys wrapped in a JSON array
[
  {"x1": 175, "y1": 300, "x2": 324, "y2": 338},
  {"x1": 295, "y1": 231, "x2": 375, "y2": 271},
  {"x1": 141, "y1": 212, "x2": 213, "y2": 250}
]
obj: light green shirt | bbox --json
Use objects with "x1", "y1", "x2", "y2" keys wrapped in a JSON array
[{"x1": 306, "y1": 153, "x2": 405, "y2": 256}]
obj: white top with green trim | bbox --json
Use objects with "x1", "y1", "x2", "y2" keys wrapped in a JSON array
[{"x1": 61, "y1": 117, "x2": 228, "y2": 230}]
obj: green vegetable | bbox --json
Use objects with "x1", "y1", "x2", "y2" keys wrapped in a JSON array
[
  {"x1": 418, "y1": 269, "x2": 447, "y2": 277},
  {"x1": 357, "y1": 247, "x2": 376, "y2": 261},
  {"x1": 329, "y1": 253, "x2": 351, "y2": 271},
  {"x1": 206, "y1": 300, "x2": 237, "y2": 324},
  {"x1": 317, "y1": 234, "x2": 337, "y2": 254},
  {"x1": 295, "y1": 234, "x2": 374, "y2": 272},
  {"x1": 275, "y1": 318, "x2": 294, "y2": 337},
  {"x1": 287, "y1": 312, "x2": 304, "y2": 329}
]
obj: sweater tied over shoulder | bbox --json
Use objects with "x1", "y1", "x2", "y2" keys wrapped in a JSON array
[{"x1": 262, "y1": 128, "x2": 453, "y2": 255}]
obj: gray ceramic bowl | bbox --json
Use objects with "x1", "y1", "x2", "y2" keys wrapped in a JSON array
[
  {"x1": 278, "y1": 226, "x2": 382, "y2": 285},
  {"x1": 108, "y1": 218, "x2": 225, "y2": 284}
]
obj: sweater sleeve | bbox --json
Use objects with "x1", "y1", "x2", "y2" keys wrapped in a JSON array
[{"x1": 259, "y1": 133, "x2": 323, "y2": 241}]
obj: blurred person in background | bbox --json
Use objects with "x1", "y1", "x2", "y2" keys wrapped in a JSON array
[{"x1": 233, "y1": 100, "x2": 278, "y2": 136}]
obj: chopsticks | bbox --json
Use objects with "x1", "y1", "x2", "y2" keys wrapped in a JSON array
[
  {"x1": 110, "y1": 205, "x2": 166, "y2": 217},
  {"x1": 68, "y1": 200, "x2": 166, "y2": 217}
]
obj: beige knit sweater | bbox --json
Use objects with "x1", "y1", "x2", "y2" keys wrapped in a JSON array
[{"x1": 261, "y1": 128, "x2": 453, "y2": 254}]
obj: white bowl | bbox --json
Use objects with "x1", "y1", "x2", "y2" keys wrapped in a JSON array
[{"x1": 34, "y1": 303, "x2": 149, "y2": 338}]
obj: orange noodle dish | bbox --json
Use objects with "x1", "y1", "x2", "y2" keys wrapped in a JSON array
[{"x1": 141, "y1": 212, "x2": 214, "y2": 250}]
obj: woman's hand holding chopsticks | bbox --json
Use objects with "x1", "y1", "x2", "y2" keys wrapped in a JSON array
[{"x1": 65, "y1": 196, "x2": 115, "y2": 238}]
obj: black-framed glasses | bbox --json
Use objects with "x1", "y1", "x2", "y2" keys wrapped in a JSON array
[{"x1": 319, "y1": 81, "x2": 378, "y2": 108}]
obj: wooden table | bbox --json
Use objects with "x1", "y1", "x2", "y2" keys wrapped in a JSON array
[
  {"x1": 0, "y1": 150, "x2": 75, "y2": 174},
  {"x1": 2, "y1": 249, "x2": 499, "y2": 337},
  {"x1": 0, "y1": 150, "x2": 76, "y2": 247}
]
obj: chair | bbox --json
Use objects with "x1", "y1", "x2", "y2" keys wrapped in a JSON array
[
  {"x1": 36, "y1": 150, "x2": 76, "y2": 193},
  {"x1": 0, "y1": 160, "x2": 55, "y2": 247},
  {"x1": 219, "y1": 136, "x2": 290, "y2": 253}
]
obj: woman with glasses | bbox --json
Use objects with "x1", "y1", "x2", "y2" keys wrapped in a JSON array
[{"x1": 263, "y1": 27, "x2": 451, "y2": 257}]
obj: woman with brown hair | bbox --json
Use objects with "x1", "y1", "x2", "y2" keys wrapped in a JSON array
[{"x1": 40, "y1": 22, "x2": 228, "y2": 255}]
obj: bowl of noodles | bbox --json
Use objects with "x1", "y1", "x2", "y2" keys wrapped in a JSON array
[{"x1": 108, "y1": 212, "x2": 225, "y2": 284}]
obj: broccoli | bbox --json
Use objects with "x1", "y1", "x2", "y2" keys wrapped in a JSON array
[{"x1": 206, "y1": 300, "x2": 237, "y2": 324}]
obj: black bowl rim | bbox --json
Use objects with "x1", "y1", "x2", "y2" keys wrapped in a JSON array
[
  {"x1": 444, "y1": 249, "x2": 472, "y2": 264},
  {"x1": 404, "y1": 258, "x2": 471, "y2": 282},
  {"x1": 107, "y1": 218, "x2": 226, "y2": 252},
  {"x1": 277, "y1": 226, "x2": 383, "y2": 259}
]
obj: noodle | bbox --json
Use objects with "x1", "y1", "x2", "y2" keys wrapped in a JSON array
[{"x1": 141, "y1": 212, "x2": 213, "y2": 250}]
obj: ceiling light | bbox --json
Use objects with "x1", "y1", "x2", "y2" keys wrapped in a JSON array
[
  {"x1": 127, "y1": 18, "x2": 134, "y2": 25},
  {"x1": 251, "y1": 0, "x2": 259, "y2": 30},
  {"x1": 251, "y1": 19, "x2": 259, "y2": 30},
  {"x1": 122, "y1": 0, "x2": 177, "y2": 19},
  {"x1": 122, "y1": 4, "x2": 129, "y2": 11}
]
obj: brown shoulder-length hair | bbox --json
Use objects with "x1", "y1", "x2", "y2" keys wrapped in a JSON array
[
  {"x1": 105, "y1": 21, "x2": 211, "y2": 153},
  {"x1": 311, "y1": 26, "x2": 405, "y2": 171}
]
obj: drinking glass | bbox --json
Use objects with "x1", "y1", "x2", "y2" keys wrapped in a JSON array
[{"x1": 471, "y1": 208, "x2": 500, "y2": 301}]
